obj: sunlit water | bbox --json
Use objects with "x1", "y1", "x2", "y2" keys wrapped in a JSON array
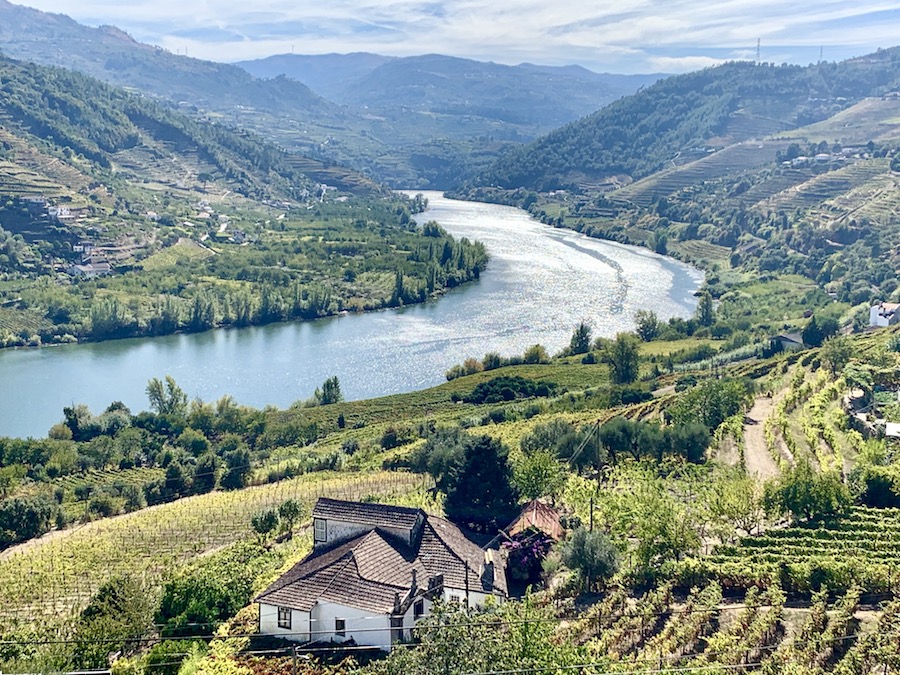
[{"x1": 0, "y1": 193, "x2": 702, "y2": 438}]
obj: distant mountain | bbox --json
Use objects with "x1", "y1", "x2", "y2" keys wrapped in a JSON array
[
  {"x1": 238, "y1": 52, "x2": 660, "y2": 129},
  {"x1": 0, "y1": 1, "x2": 337, "y2": 116},
  {"x1": 236, "y1": 52, "x2": 396, "y2": 101},
  {"x1": 0, "y1": 0, "x2": 658, "y2": 188},
  {"x1": 0, "y1": 54, "x2": 379, "y2": 202},
  {"x1": 470, "y1": 49, "x2": 900, "y2": 191}
]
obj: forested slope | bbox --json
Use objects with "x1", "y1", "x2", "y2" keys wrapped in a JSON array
[{"x1": 473, "y1": 49, "x2": 900, "y2": 191}]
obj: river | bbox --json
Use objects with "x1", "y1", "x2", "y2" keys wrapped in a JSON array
[{"x1": 0, "y1": 193, "x2": 703, "y2": 438}]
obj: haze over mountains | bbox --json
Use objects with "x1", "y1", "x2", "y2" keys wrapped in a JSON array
[
  {"x1": 0, "y1": 0, "x2": 657, "y2": 188},
  {"x1": 236, "y1": 53, "x2": 658, "y2": 128}
]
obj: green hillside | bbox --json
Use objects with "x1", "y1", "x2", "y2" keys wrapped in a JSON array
[
  {"x1": 0, "y1": 56, "x2": 488, "y2": 348},
  {"x1": 472, "y1": 50, "x2": 900, "y2": 191}
]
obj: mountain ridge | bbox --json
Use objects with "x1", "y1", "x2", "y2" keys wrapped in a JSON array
[{"x1": 469, "y1": 49, "x2": 900, "y2": 192}]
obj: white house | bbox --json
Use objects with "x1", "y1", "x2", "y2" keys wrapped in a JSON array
[
  {"x1": 255, "y1": 498, "x2": 507, "y2": 650},
  {"x1": 870, "y1": 302, "x2": 900, "y2": 328},
  {"x1": 66, "y1": 262, "x2": 111, "y2": 278}
]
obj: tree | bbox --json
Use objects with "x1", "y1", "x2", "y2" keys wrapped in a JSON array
[
  {"x1": 603, "y1": 333, "x2": 641, "y2": 385},
  {"x1": 146, "y1": 376, "x2": 189, "y2": 419},
  {"x1": 668, "y1": 378, "x2": 752, "y2": 432},
  {"x1": 164, "y1": 462, "x2": 188, "y2": 497},
  {"x1": 706, "y1": 470, "x2": 764, "y2": 541},
  {"x1": 513, "y1": 450, "x2": 566, "y2": 501},
  {"x1": 0, "y1": 495, "x2": 53, "y2": 547},
  {"x1": 764, "y1": 460, "x2": 851, "y2": 523},
  {"x1": 520, "y1": 419, "x2": 576, "y2": 455},
  {"x1": 802, "y1": 314, "x2": 839, "y2": 347},
  {"x1": 314, "y1": 376, "x2": 344, "y2": 405},
  {"x1": 278, "y1": 499, "x2": 305, "y2": 534},
  {"x1": 193, "y1": 452, "x2": 221, "y2": 494},
  {"x1": 523, "y1": 343, "x2": 550, "y2": 364},
  {"x1": 560, "y1": 527, "x2": 619, "y2": 592},
  {"x1": 220, "y1": 448, "x2": 251, "y2": 490},
  {"x1": 821, "y1": 335, "x2": 854, "y2": 375},
  {"x1": 71, "y1": 576, "x2": 155, "y2": 668},
  {"x1": 665, "y1": 422, "x2": 711, "y2": 464},
  {"x1": 599, "y1": 416, "x2": 637, "y2": 463},
  {"x1": 569, "y1": 322, "x2": 592, "y2": 355},
  {"x1": 251, "y1": 509, "x2": 279, "y2": 540},
  {"x1": 634, "y1": 310, "x2": 661, "y2": 342},
  {"x1": 444, "y1": 434, "x2": 519, "y2": 532},
  {"x1": 410, "y1": 427, "x2": 469, "y2": 492},
  {"x1": 696, "y1": 290, "x2": 715, "y2": 327}
]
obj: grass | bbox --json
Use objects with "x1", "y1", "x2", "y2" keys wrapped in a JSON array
[
  {"x1": 139, "y1": 238, "x2": 214, "y2": 271},
  {"x1": 639, "y1": 338, "x2": 717, "y2": 357}
]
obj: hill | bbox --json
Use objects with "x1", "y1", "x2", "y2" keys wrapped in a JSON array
[
  {"x1": 0, "y1": 1, "x2": 658, "y2": 187},
  {"x1": 234, "y1": 52, "x2": 396, "y2": 101},
  {"x1": 238, "y1": 52, "x2": 660, "y2": 129},
  {"x1": 0, "y1": 0, "x2": 334, "y2": 116},
  {"x1": 0, "y1": 55, "x2": 488, "y2": 348},
  {"x1": 472, "y1": 50, "x2": 900, "y2": 191}
]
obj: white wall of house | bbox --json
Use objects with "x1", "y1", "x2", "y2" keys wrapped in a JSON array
[
  {"x1": 870, "y1": 304, "x2": 900, "y2": 327},
  {"x1": 871, "y1": 306, "x2": 891, "y2": 327},
  {"x1": 259, "y1": 603, "x2": 310, "y2": 642},
  {"x1": 442, "y1": 587, "x2": 495, "y2": 606},
  {"x1": 311, "y1": 601, "x2": 394, "y2": 649}
]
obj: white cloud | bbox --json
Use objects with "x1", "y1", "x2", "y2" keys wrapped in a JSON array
[{"x1": 12, "y1": 0, "x2": 900, "y2": 72}]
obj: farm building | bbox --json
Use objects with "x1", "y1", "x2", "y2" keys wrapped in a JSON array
[
  {"x1": 870, "y1": 302, "x2": 900, "y2": 327},
  {"x1": 255, "y1": 498, "x2": 507, "y2": 650}
]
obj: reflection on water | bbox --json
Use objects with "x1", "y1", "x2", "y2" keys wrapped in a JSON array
[{"x1": 0, "y1": 192, "x2": 702, "y2": 438}]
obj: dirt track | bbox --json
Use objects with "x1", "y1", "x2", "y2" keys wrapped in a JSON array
[{"x1": 743, "y1": 395, "x2": 780, "y2": 481}]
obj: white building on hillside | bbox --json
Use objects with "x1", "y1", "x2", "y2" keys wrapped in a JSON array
[{"x1": 255, "y1": 498, "x2": 507, "y2": 650}]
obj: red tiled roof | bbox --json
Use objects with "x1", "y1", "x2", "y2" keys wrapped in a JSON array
[{"x1": 505, "y1": 500, "x2": 564, "y2": 541}]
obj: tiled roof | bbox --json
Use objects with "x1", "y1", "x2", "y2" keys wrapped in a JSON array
[
  {"x1": 506, "y1": 500, "x2": 564, "y2": 541},
  {"x1": 256, "y1": 509, "x2": 507, "y2": 614},
  {"x1": 256, "y1": 531, "x2": 416, "y2": 614},
  {"x1": 312, "y1": 498, "x2": 423, "y2": 531}
]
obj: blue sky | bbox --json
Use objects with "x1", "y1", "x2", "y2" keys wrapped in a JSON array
[{"x1": 13, "y1": 0, "x2": 900, "y2": 72}]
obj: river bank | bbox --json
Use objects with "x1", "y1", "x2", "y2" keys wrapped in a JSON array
[{"x1": 0, "y1": 193, "x2": 702, "y2": 438}]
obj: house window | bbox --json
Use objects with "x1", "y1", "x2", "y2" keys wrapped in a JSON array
[
  {"x1": 277, "y1": 607, "x2": 291, "y2": 629},
  {"x1": 390, "y1": 616, "x2": 404, "y2": 643},
  {"x1": 314, "y1": 518, "x2": 326, "y2": 543},
  {"x1": 335, "y1": 618, "x2": 346, "y2": 637},
  {"x1": 449, "y1": 595, "x2": 461, "y2": 603},
  {"x1": 414, "y1": 599, "x2": 425, "y2": 619}
]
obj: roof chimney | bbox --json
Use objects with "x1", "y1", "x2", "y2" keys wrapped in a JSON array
[{"x1": 411, "y1": 569, "x2": 417, "y2": 593}]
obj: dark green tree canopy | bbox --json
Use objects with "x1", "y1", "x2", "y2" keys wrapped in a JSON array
[{"x1": 443, "y1": 434, "x2": 519, "y2": 532}]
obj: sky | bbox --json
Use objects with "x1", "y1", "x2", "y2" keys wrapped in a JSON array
[{"x1": 11, "y1": 0, "x2": 900, "y2": 73}]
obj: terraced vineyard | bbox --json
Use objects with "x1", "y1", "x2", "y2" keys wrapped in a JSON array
[
  {"x1": 554, "y1": 580, "x2": 900, "y2": 674},
  {"x1": 696, "y1": 507, "x2": 900, "y2": 595},
  {"x1": 0, "y1": 471, "x2": 429, "y2": 635},
  {"x1": 139, "y1": 238, "x2": 214, "y2": 270},
  {"x1": 614, "y1": 140, "x2": 791, "y2": 208},
  {"x1": 759, "y1": 159, "x2": 891, "y2": 213},
  {"x1": 0, "y1": 306, "x2": 54, "y2": 337}
]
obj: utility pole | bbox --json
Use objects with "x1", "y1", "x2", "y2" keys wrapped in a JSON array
[{"x1": 756, "y1": 38, "x2": 761, "y2": 65}]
